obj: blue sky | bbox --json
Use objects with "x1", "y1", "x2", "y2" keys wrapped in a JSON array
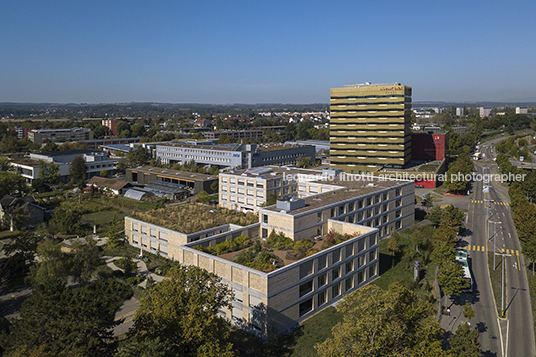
[{"x1": 2, "y1": 0, "x2": 535, "y2": 104}]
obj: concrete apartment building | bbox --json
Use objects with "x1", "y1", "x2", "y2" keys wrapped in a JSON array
[
  {"x1": 28, "y1": 127, "x2": 94, "y2": 144},
  {"x1": 156, "y1": 143, "x2": 315, "y2": 170},
  {"x1": 203, "y1": 129, "x2": 264, "y2": 141},
  {"x1": 330, "y1": 83, "x2": 412, "y2": 173},
  {"x1": 11, "y1": 149, "x2": 116, "y2": 183},
  {"x1": 124, "y1": 169, "x2": 414, "y2": 337},
  {"x1": 219, "y1": 167, "x2": 415, "y2": 240}
]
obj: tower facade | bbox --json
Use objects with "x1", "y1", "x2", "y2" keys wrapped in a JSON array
[{"x1": 329, "y1": 83, "x2": 412, "y2": 173}]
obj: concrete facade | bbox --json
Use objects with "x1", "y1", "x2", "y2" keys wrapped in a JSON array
[
  {"x1": 156, "y1": 143, "x2": 315, "y2": 170},
  {"x1": 330, "y1": 83, "x2": 412, "y2": 173},
  {"x1": 124, "y1": 216, "x2": 379, "y2": 337},
  {"x1": 28, "y1": 127, "x2": 93, "y2": 144}
]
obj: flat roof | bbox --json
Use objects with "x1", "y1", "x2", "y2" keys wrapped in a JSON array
[
  {"x1": 158, "y1": 143, "x2": 239, "y2": 151},
  {"x1": 129, "y1": 166, "x2": 218, "y2": 181},
  {"x1": 261, "y1": 172, "x2": 407, "y2": 215}
]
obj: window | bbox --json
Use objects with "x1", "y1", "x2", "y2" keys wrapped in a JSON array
[
  {"x1": 396, "y1": 188, "x2": 401, "y2": 196},
  {"x1": 318, "y1": 273, "x2": 327, "y2": 286},
  {"x1": 339, "y1": 204, "x2": 345, "y2": 215},
  {"x1": 318, "y1": 255, "x2": 327, "y2": 270},
  {"x1": 345, "y1": 277, "x2": 353, "y2": 291},
  {"x1": 262, "y1": 228, "x2": 268, "y2": 238},
  {"x1": 333, "y1": 248, "x2": 340, "y2": 262},
  {"x1": 369, "y1": 250, "x2": 377, "y2": 262},
  {"x1": 357, "y1": 200, "x2": 363, "y2": 209},
  {"x1": 331, "y1": 208, "x2": 335, "y2": 217},
  {"x1": 395, "y1": 210, "x2": 401, "y2": 218},
  {"x1": 332, "y1": 283, "x2": 340, "y2": 297},
  {"x1": 396, "y1": 199, "x2": 402, "y2": 207},
  {"x1": 299, "y1": 299, "x2": 313, "y2": 317},
  {"x1": 300, "y1": 281, "x2": 313, "y2": 297},
  {"x1": 346, "y1": 261, "x2": 353, "y2": 274},
  {"x1": 332, "y1": 266, "x2": 341, "y2": 280},
  {"x1": 348, "y1": 201, "x2": 354, "y2": 211},
  {"x1": 369, "y1": 265, "x2": 377, "y2": 277},
  {"x1": 396, "y1": 221, "x2": 401, "y2": 229},
  {"x1": 358, "y1": 271, "x2": 364, "y2": 284},
  {"x1": 318, "y1": 291, "x2": 327, "y2": 306},
  {"x1": 263, "y1": 214, "x2": 268, "y2": 224}
]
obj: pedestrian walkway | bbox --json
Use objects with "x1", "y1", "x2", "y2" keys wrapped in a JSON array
[
  {"x1": 471, "y1": 200, "x2": 509, "y2": 206},
  {"x1": 459, "y1": 245, "x2": 520, "y2": 256}
]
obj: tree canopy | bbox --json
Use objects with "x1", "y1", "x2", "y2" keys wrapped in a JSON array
[
  {"x1": 316, "y1": 283, "x2": 447, "y2": 357},
  {"x1": 129, "y1": 265, "x2": 235, "y2": 357}
]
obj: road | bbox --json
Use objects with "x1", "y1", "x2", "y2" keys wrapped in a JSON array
[
  {"x1": 467, "y1": 163, "x2": 502, "y2": 356},
  {"x1": 472, "y1": 139, "x2": 535, "y2": 356}
]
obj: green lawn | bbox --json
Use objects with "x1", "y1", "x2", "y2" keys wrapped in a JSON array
[
  {"x1": 288, "y1": 307, "x2": 344, "y2": 357},
  {"x1": 82, "y1": 210, "x2": 126, "y2": 225}
]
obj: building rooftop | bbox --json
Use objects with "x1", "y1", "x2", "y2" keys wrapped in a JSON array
[
  {"x1": 131, "y1": 204, "x2": 258, "y2": 234},
  {"x1": 158, "y1": 142, "x2": 240, "y2": 152},
  {"x1": 129, "y1": 166, "x2": 218, "y2": 181},
  {"x1": 264, "y1": 178, "x2": 406, "y2": 215}
]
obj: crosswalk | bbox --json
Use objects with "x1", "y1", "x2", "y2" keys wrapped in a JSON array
[
  {"x1": 471, "y1": 200, "x2": 509, "y2": 206},
  {"x1": 460, "y1": 245, "x2": 519, "y2": 256}
]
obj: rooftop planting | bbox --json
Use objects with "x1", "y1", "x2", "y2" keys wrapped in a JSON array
[{"x1": 131, "y1": 204, "x2": 258, "y2": 234}]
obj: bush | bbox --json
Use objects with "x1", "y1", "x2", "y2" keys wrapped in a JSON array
[
  {"x1": 265, "y1": 230, "x2": 294, "y2": 250},
  {"x1": 232, "y1": 240, "x2": 281, "y2": 272}
]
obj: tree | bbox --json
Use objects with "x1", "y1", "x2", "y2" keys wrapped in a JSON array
[
  {"x1": 316, "y1": 283, "x2": 448, "y2": 357},
  {"x1": 295, "y1": 156, "x2": 313, "y2": 168},
  {"x1": 427, "y1": 205, "x2": 443, "y2": 226},
  {"x1": 432, "y1": 241, "x2": 456, "y2": 268},
  {"x1": 69, "y1": 155, "x2": 87, "y2": 188},
  {"x1": 437, "y1": 261, "x2": 468, "y2": 297},
  {"x1": 68, "y1": 238, "x2": 101, "y2": 284},
  {"x1": 127, "y1": 146, "x2": 151, "y2": 166},
  {"x1": 462, "y1": 302, "x2": 476, "y2": 320},
  {"x1": 0, "y1": 279, "x2": 132, "y2": 357},
  {"x1": 129, "y1": 265, "x2": 235, "y2": 357},
  {"x1": 2, "y1": 204, "x2": 31, "y2": 231},
  {"x1": 107, "y1": 214, "x2": 124, "y2": 249},
  {"x1": 210, "y1": 180, "x2": 218, "y2": 193},
  {"x1": 196, "y1": 190, "x2": 210, "y2": 204},
  {"x1": 422, "y1": 193, "x2": 434, "y2": 209},
  {"x1": 387, "y1": 230, "x2": 401, "y2": 267},
  {"x1": 449, "y1": 323, "x2": 481, "y2": 357},
  {"x1": 29, "y1": 239, "x2": 68, "y2": 285},
  {"x1": 115, "y1": 337, "x2": 171, "y2": 357},
  {"x1": 0, "y1": 171, "x2": 28, "y2": 198},
  {"x1": 50, "y1": 202, "x2": 82, "y2": 235},
  {"x1": 100, "y1": 169, "x2": 108, "y2": 177},
  {"x1": 3, "y1": 232, "x2": 44, "y2": 264}
]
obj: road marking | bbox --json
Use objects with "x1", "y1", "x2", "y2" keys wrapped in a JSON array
[{"x1": 115, "y1": 310, "x2": 136, "y2": 321}]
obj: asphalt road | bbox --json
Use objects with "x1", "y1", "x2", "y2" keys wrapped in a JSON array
[
  {"x1": 487, "y1": 167, "x2": 535, "y2": 357},
  {"x1": 468, "y1": 164, "x2": 503, "y2": 356},
  {"x1": 472, "y1": 137, "x2": 535, "y2": 356}
]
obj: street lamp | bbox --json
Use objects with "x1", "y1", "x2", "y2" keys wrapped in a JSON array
[
  {"x1": 495, "y1": 251, "x2": 512, "y2": 317},
  {"x1": 489, "y1": 220, "x2": 501, "y2": 269}
]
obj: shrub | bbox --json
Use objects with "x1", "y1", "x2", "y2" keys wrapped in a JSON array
[{"x1": 265, "y1": 230, "x2": 294, "y2": 250}]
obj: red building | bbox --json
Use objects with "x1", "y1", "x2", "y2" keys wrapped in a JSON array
[
  {"x1": 411, "y1": 132, "x2": 448, "y2": 161},
  {"x1": 102, "y1": 119, "x2": 122, "y2": 136}
]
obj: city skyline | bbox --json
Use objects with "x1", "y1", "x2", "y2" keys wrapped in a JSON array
[{"x1": 2, "y1": 0, "x2": 536, "y2": 104}]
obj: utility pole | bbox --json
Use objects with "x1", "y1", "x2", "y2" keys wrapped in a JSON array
[
  {"x1": 489, "y1": 220, "x2": 501, "y2": 269},
  {"x1": 496, "y1": 251, "x2": 512, "y2": 317}
]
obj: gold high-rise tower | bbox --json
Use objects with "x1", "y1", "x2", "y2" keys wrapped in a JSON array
[{"x1": 329, "y1": 83, "x2": 412, "y2": 173}]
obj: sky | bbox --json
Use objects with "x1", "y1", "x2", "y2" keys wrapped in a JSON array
[{"x1": 1, "y1": 0, "x2": 536, "y2": 104}]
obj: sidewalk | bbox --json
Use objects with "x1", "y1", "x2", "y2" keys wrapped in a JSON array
[
  {"x1": 438, "y1": 294, "x2": 474, "y2": 334},
  {"x1": 101, "y1": 256, "x2": 165, "y2": 288}
]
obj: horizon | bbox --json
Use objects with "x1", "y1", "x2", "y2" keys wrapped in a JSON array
[{"x1": 2, "y1": 1, "x2": 536, "y2": 104}]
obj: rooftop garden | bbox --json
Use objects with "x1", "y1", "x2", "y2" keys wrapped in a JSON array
[
  {"x1": 131, "y1": 204, "x2": 258, "y2": 234},
  {"x1": 193, "y1": 229, "x2": 358, "y2": 272}
]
